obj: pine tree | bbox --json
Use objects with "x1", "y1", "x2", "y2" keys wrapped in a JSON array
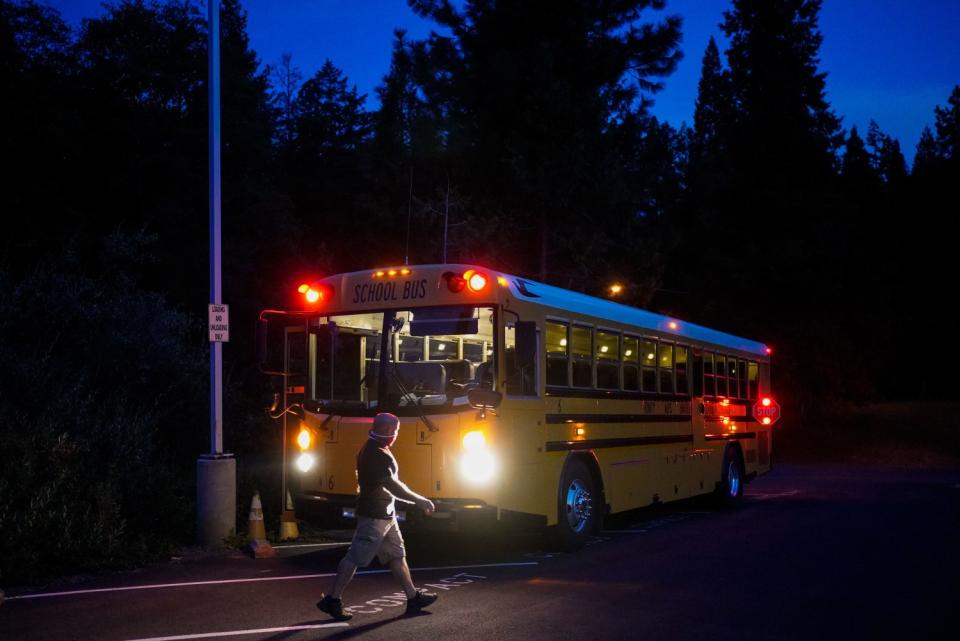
[
  {"x1": 865, "y1": 120, "x2": 906, "y2": 184},
  {"x1": 933, "y1": 85, "x2": 960, "y2": 161},
  {"x1": 721, "y1": 0, "x2": 841, "y2": 175},
  {"x1": 400, "y1": 0, "x2": 683, "y2": 283},
  {"x1": 912, "y1": 126, "x2": 938, "y2": 175},
  {"x1": 295, "y1": 60, "x2": 369, "y2": 160},
  {"x1": 841, "y1": 126, "x2": 874, "y2": 183},
  {"x1": 271, "y1": 52, "x2": 302, "y2": 147},
  {"x1": 691, "y1": 37, "x2": 730, "y2": 162}
]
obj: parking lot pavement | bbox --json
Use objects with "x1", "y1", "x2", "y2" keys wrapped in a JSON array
[{"x1": 2, "y1": 464, "x2": 958, "y2": 641}]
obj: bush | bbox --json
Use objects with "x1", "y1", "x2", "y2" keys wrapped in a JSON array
[{"x1": 0, "y1": 237, "x2": 206, "y2": 584}]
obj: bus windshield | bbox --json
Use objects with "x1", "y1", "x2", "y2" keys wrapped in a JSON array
[{"x1": 310, "y1": 305, "x2": 496, "y2": 412}]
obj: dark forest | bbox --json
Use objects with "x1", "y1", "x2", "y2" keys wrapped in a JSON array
[{"x1": 1, "y1": 0, "x2": 957, "y2": 583}]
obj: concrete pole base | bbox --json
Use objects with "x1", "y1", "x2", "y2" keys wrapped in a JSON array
[{"x1": 197, "y1": 454, "x2": 236, "y2": 548}]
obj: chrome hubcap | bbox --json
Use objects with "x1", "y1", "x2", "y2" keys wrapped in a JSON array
[
  {"x1": 727, "y1": 461, "x2": 741, "y2": 497},
  {"x1": 564, "y1": 479, "x2": 593, "y2": 533}
]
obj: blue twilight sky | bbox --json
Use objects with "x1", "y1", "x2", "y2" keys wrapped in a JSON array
[{"x1": 51, "y1": 0, "x2": 960, "y2": 163}]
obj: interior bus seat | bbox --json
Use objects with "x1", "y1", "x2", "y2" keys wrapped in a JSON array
[
  {"x1": 393, "y1": 361, "x2": 447, "y2": 394},
  {"x1": 436, "y1": 359, "x2": 473, "y2": 385},
  {"x1": 474, "y1": 361, "x2": 493, "y2": 389}
]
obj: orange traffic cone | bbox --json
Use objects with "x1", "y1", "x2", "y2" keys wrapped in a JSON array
[
  {"x1": 280, "y1": 490, "x2": 300, "y2": 541},
  {"x1": 246, "y1": 491, "x2": 275, "y2": 558}
]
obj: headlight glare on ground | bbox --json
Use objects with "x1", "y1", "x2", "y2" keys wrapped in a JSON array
[{"x1": 296, "y1": 452, "x2": 315, "y2": 472}]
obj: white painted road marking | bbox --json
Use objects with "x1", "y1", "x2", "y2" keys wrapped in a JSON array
[
  {"x1": 273, "y1": 542, "x2": 350, "y2": 549},
  {"x1": 118, "y1": 622, "x2": 349, "y2": 641},
  {"x1": 345, "y1": 572, "x2": 487, "y2": 615},
  {"x1": 747, "y1": 489, "x2": 800, "y2": 501},
  {"x1": 4, "y1": 562, "x2": 538, "y2": 601}
]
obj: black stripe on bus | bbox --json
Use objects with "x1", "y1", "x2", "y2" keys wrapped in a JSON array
[
  {"x1": 546, "y1": 435, "x2": 694, "y2": 451},
  {"x1": 704, "y1": 432, "x2": 757, "y2": 441},
  {"x1": 546, "y1": 387, "x2": 691, "y2": 402},
  {"x1": 546, "y1": 413, "x2": 691, "y2": 424}
]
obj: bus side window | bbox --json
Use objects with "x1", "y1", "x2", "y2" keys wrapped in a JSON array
[
  {"x1": 545, "y1": 321, "x2": 569, "y2": 387},
  {"x1": 571, "y1": 325, "x2": 593, "y2": 388},
  {"x1": 623, "y1": 336, "x2": 640, "y2": 391},
  {"x1": 703, "y1": 352, "x2": 716, "y2": 396},
  {"x1": 748, "y1": 361, "x2": 759, "y2": 399},
  {"x1": 715, "y1": 354, "x2": 728, "y2": 396},
  {"x1": 658, "y1": 342, "x2": 674, "y2": 394},
  {"x1": 727, "y1": 357, "x2": 739, "y2": 398},
  {"x1": 692, "y1": 349, "x2": 703, "y2": 396},
  {"x1": 596, "y1": 331, "x2": 620, "y2": 389},
  {"x1": 506, "y1": 321, "x2": 538, "y2": 396},
  {"x1": 640, "y1": 338, "x2": 657, "y2": 392},
  {"x1": 398, "y1": 335, "x2": 424, "y2": 361},
  {"x1": 738, "y1": 360, "x2": 748, "y2": 399},
  {"x1": 675, "y1": 346, "x2": 689, "y2": 395}
]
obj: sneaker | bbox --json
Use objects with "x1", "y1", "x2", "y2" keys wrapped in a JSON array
[
  {"x1": 405, "y1": 589, "x2": 438, "y2": 614},
  {"x1": 316, "y1": 593, "x2": 353, "y2": 621}
]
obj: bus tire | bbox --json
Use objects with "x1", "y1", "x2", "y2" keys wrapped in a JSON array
[
  {"x1": 555, "y1": 458, "x2": 598, "y2": 550},
  {"x1": 715, "y1": 446, "x2": 744, "y2": 507}
]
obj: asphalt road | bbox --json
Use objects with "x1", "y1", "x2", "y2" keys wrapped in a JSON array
[{"x1": 3, "y1": 464, "x2": 959, "y2": 641}]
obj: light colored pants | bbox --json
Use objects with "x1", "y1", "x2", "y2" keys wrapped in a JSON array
[{"x1": 344, "y1": 516, "x2": 406, "y2": 567}]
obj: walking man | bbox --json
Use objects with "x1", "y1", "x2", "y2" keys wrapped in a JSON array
[{"x1": 317, "y1": 412, "x2": 439, "y2": 621}]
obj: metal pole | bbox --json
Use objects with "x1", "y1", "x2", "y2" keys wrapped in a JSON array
[
  {"x1": 197, "y1": 0, "x2": 234, "y2": 549},
  {"x1": 209, "y1": 0, "x2": 222, "y2": 455}
]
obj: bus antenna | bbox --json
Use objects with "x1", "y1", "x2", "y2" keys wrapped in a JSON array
[{"x1": 404, "y1": 166, "x2": 413, "y2": 266}]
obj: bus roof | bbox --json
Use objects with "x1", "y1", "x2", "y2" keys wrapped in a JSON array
[
  {"x1": 322, "y1": 264, "x2": 770, "y2": 357},
  {"x1": 498, "y1": 272, "x2": 770, "y2": 357}
]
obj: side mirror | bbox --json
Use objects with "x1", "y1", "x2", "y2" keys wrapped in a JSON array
[{"x1": 467, "y1": 388, "x2": 503, "y2": 413}]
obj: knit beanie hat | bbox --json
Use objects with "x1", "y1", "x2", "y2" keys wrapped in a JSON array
[{"x1": 369, "y1": 412, "x2": 400, "y2": 442}]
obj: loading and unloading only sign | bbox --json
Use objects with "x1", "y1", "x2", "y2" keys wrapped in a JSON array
[{"x1": 208, "y1": 304, "x2": 229, "y2": 342}]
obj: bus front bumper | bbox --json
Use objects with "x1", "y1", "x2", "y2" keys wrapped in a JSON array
[{"x1": 297, "y1": 491, "x2": 499, "y2": 532}]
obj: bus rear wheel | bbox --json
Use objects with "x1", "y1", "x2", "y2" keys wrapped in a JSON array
[
  {"x1": 715, "y1": 447, "x2": 744, "y2": 507},
  {"x1": 555, "y1": 458, "x2": 598, "y2": 550}
]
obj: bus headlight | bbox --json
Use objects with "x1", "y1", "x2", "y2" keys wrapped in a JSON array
[
  {"x1": 296, "y1": 452, "x2": 315, "y2": 472},
  {"x1": 460, "y1": 431, "x2": 495, "y2": 482},
  {"x1": 297, "y1": 428, "x2": 312, "y2": 450},
  {"x1": 462, "y1": 431, "x2": 485, "y2": 450}
]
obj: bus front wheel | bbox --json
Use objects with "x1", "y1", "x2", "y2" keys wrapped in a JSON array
[{"x1": 555, "y1": 458, "x2": 598, "y2": 549}]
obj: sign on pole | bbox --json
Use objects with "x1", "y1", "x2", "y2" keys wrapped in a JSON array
[{"x1": 208, "y1": 304, "x2": 229, "y2": 342}]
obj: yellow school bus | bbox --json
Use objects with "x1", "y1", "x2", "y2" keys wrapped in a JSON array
[{"x1": 260, "y1": 264, "x2": 777, "y2": 547}]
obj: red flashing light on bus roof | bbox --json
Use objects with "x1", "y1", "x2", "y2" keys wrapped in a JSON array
[
  {"x1": 297, "y1": 282, "x2": 333, "y2": 305},
  {"x1": 765, "y1": 346, "x2": 773, "y2": 354},
  {"x1": 464, "y1": 269, "x2": 488, "y2": 293},
  {"x1": 443, "y1": 272, "x2": 466, "y2": 292}
]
